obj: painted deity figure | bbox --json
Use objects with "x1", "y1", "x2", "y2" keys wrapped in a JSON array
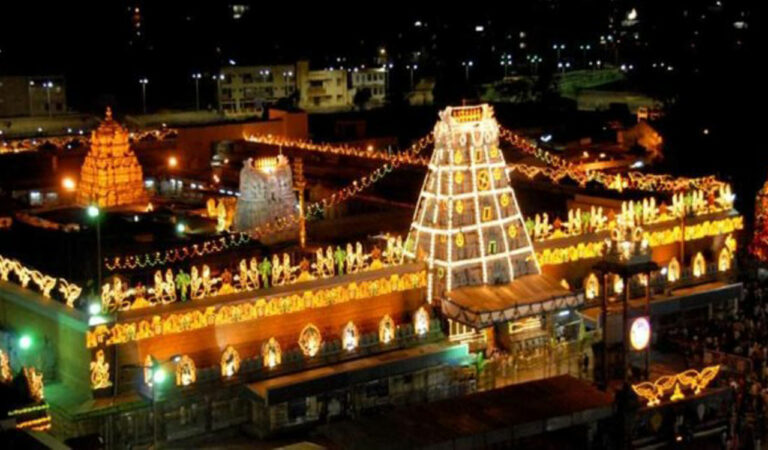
[
  {"x1": 334, "y1": 246, "x2": 347, "y2": 275},
  {"x1": 248, "y1": 257, "x2": 260, "y2": 290},
  {"x1": 201, "y1": 265, "x2": 214, "y2": 297},
  {"x1": 190, "y1": 266, "x2": 203, "y2": 299},
  {"x1": 325, "y1": 246, "x2": 335, "y2": 276},
  {"x1": 282, "y1": 253, "x2": 294, "y2": 284},
  {"x1": 238, "y1": 260, "x2": 251, "y2": 291},
  {"x1": 345, "y1": 243, "x2": 355, "y2": 273},
  {"x1": 175, "y1": 269, "x2": 191, "y2": 301},
  {"x1": 258, "y1": 257, "x2": 272, "y2": 288},
  {"x1": 90, "y1": 349, "x2": 112, "y2": 389},
  {"x1": 271, "y1": 255, "x2": 282, "y2": 286},
  {"x1": 164, "y1": 269, "x2": 177, "y2": 303}
]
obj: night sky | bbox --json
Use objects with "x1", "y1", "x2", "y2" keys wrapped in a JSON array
[{"x1": 0, "y1": 1, "x2": 763, "y2": 213}]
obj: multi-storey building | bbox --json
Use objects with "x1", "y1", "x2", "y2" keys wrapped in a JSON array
[
  {"x1": 218, "y1": 65, "x2": 297, "y2": 115},
  {"x1": 350, "y1": 67, "x2": 386, "y2": 105},
  {"x1": 0, "y1": 75, "x2": 67, "y2": 117},
  {"x1": 296, "y1": 60, "x2": 352, "y2": 112}
]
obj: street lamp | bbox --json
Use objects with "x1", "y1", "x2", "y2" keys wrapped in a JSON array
[
  {"x1": 86, "y1": 205, "x2": 103, "y2": 294},
  {"x1": 405, "y1": 64, "x2": 418, "y2": 89},
  {"x1": 191, "y1": 73, "x2": 202, "y2": 110},
  {"x1": 579, "y1": 44, "x2": 591, "y2": 66},
  {"x1": 138, "y1": 78, "x2": 149, "y2": 114},
  {"x1": 553, "y1": 43, "x2": 565, "y2": 61},
  {"x1": 500, "y1": 54, "x2": 513, "y2": 77},
  {"x1": 43, "y1": 81, "x2": 54, "y2": 117},
  {"x1": 462, "y1": 60, "x2": 474, "y2": 82},
  {"x1": 213, "y1": 74, "x2": 225, "y2": 113},
  {"x1": 558, "y1": 61, "x2": 571, "y2": 74},
  {"x1": 382, "y1": 63, "x2": 393, "y2": 95}
]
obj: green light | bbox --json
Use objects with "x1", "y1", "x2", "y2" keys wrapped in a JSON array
[
  {"x1": 19, "y1": 334, "x2": 32, "y2": 350},
  {"x1": 87, "y1": 205, "x2": 100, "y2": 218},
  {"x1": 176, "y1": 222, "x2": 186, "y2": 233},
  {"x1": 88, "y1": 303, "x2": 101, "y2": 315},
  {"x1": 152, "y1": 368, "x2": 167, "y2": 384}
]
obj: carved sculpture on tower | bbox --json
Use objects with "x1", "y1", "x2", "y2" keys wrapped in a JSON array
[
  {"x1": 233, "y1": 155, "x2": 299, "y2": 238},
  {"x1": 77, "y1": 107, "x2": 145, "y2": 207},
  {"x1": 404, "y1": 104, "x2": 539, "y2": 301}
]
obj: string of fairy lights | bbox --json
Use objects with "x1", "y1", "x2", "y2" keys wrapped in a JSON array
[
  {"x1": 0, "y1": 128, "x2": 178, "y2": 155},
  {"x1": 105, "y1": 125, "x2": 732, "y2": 271},
  {"x1": 105, "y1": 133, "x2": 435, "y2": 271}
]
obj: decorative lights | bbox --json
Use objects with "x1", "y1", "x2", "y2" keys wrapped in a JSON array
[
  {"x1": 342, "y1": 321, "x2": 359, "y2": 351},
  {"x1": 414, "y1": 306, "x2": 429, "y2": 336},
  {"x1": 299, "y1": 324, "x2": 322, "y2": 357},
  {"x1": 175, "y1": 355, "x2": 197, "y2": 386},
  {"x1": 262, "y1": 337, "x2": 282, "y2": 368},
  {"x1": 379, "y1": 315, "x2": 395, "y2": 344},
  {"x1": 220, "y1": 346, "x2": 240, "y2": 378},
  {"x1": 629, "y1": 317, "x2": 651, "y2": 351},
  {"x1": 90, "y1": 349, "x2": 112, "y2": 390},
  {"x1": 632, "y1": 365, "x2": 720, "y2": 407}
]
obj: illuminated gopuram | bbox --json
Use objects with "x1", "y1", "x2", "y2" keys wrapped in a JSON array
[
  {"x1": 405, "y1": 104, "x2": 578, "y2": 337},
  {"x1": 233, "y1": 155, "x2": 298, "y2": 233},
  {"x1": 76, "y1": 108, "x2": 145, "y2": 207},
  {"x1": 405, "y1": 104, "x2": 538, "y2": 297}
]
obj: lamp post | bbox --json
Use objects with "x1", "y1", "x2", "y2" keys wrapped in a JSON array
[
  {"x1": 191, "y1": 73, "x2": 202, "y2": 110},
  {"x1": 405, "y1": 64, "x2": 418, "y2": 90},
  {"x1": 553, "y1": 43, "x2": 565, "y2": 61},
  {"x1": 500, "y1": 54, "x2": 513, "y2": 77},
  {"x1": 382, "y1": 63, "x2": 393, "y2": 96},
  {"x1": 138, "y1": 78, "x2": 149, "y2": 114},
  {"x1": 43, "y1": 81, "x2": 54, "y2": 117},
  {"x1": 579, "y1": 44, "x2": 591, "y2": 67},
  {"x1": 87, "y1": 205, "x2": 102, "y2": 291},
  {"x1": 28, "y1": 80, "x2": 35, "y2": 115},
  {"x1": 462, "y1": 60, "x2": 474, "y2": 82},
  {"x1": 213, "y1": 74, "x2": 224, "y2": 113}
]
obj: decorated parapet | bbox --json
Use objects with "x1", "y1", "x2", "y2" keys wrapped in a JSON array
[
  {"x1": 0, "y1": 254, "x2": 82, "y2": 307},
  {"x1": 86, "y1": 268, "x2": 428, "y2": 348},
  {"x1": 99, "y1": 237, "x2": 406, "y2": 312}
]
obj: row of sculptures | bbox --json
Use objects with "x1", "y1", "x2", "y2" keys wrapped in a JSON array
[
  {"x1": 87, "y1": 270, "x2": 427, "y2": 348},
  {"x1": 527, "y1": 187, "x2": 736, "y2": 243},
  {"x1": 0, "y1": 254, "x2": 82, "y2": 307},
  {"x1": 100, "y1": 236, "x2": 406, "y2": 313}
]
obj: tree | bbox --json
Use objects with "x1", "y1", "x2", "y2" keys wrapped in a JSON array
[{"x1": 353, "y1": 88, "x2": 372, "y2": 111}]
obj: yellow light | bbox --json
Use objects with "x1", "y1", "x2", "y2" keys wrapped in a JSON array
[
  {"x1": 62, "y1": 177, "x2": 76, "y2": 192},
  {"x1": 168, "y1": 156, "x2": 178, "y2": 168}
]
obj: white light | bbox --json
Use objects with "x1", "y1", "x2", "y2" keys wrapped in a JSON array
[
  {"x1": 88, "y1": 303, "x2": 101, "y2": 315},
  {"x1": 558, "y1": 310, "x2": 570, "y2": 317},
  {"x1": 631, "y1": 160, "x2": 644, "y2": 168},
  {"x1": 414, "y1": 20, "x2": 422, "y2": 27},
  {"x1": 627, "y1": 8, "x2": 638, "y2": 21},
  {"x1": 475, "y1": 25, "x2": 484, "y2": 32},
  {"x1": 228, "y1": 59, "x2": 236, "y2": 66},
  {"x1": 540, "y1": 134, "x2": 552, "y2": 143}
]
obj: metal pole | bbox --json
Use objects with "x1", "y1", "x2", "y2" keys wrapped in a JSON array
[
  {"x1": 194, "y1": 79, "x2": 200, "y2": 110},
  {"x1": 46, "y1": 85, "x2": 52, "y2": 117},
  {"x1": 96, "y1": 219, "x2": 102, "y2": 291},
  {"x1": 142, "y1": 84, "x2": 147, "y2": 114}
]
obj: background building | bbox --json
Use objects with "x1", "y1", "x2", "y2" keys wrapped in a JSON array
[
  {"x1": 296, "y1": 61, "x2": 351, "y2": 112},
  {"x1": 0, "y1": 76, "x2": 67, "y2": 117},
  {"x1": 218, "y1": 65, "x2": 297, "y2": 115},
  {"x1": 350, "y1": 67, "x2": 386, "y2": 106}
]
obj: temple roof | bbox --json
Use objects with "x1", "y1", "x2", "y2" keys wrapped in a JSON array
[{"x1": 441, "y1": 273, "x2": 583, "y2": 329}]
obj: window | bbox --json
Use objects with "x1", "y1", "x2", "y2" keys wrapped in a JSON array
[
  {"x1": 488, "y1": 240, "x2": 497, "y2": 254},
  {"x1": 482, "y1": 206, "x2": 492, "y2": 221}
]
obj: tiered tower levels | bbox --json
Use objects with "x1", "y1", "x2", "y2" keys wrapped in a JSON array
[{"x1": 76, "y1": 108, "x2": 145, "y2": 207}]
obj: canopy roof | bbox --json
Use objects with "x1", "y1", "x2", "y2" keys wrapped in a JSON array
[{"x1": 442, "y1": 273, "x2": 583, "y2": 328}]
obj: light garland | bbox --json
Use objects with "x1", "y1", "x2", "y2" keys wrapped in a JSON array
[
  {"x1": 86, "y1": 269, "x2": 427, "y2": 348},
  {"x1": 100, "y1": 237, "x2": 405, "y2": 312},
  {"x1": 0, "y1": 127, "x2": 177, "y2": 156},
  {"x1": 0, "y1": 254, "x2": 82, "y2": 307},
  {"x1": 535, "y1": 217, "x2": 743, "y2": 266}
]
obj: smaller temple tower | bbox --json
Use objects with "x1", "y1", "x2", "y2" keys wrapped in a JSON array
[
  {"x1": 77, "y1": 108, "x2": 145, "y2": 207},
  {"x1": 233, "y1": 155, "x2": 299, "y2": 233}
]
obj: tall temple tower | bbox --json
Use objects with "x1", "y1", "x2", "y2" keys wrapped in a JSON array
[
  {"x1": 404, "y1": 104, "x2": 539, "y2": 301},
  {"x1": 77, "y1": 108, "x2": 145, "y2": 207}
]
